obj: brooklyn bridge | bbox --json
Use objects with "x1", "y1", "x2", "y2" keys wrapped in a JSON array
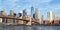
[{"x1": 0, "y1": 15, "x2": 40, "y2": 26}]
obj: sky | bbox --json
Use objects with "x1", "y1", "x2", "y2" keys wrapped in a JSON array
[{"x1": 0, "y1": 0, "x2": 60, "y2": 19}]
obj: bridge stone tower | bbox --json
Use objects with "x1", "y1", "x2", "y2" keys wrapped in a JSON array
[{"x1": 26, "y1": 15, "x2": 32, "y2": 26}]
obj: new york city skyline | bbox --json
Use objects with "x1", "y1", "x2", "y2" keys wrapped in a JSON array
[{"x1": 0, "y1": 0, "x2": 60, "y2": 19}]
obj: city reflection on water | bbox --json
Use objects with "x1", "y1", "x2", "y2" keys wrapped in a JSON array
[{"x1": 0, "y1": 25, "x2": 60, "y2": 30}]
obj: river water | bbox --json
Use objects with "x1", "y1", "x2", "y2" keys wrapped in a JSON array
[{"x1": 0, "y1": 25, "x2": 60, "y2": 30}]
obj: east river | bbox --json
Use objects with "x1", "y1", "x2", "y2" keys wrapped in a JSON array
[{"x1": 0, "y1": 25, "x2": 60, "y2": 30}]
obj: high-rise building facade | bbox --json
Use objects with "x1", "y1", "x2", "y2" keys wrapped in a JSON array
[
  {"x1": 35, "y1": 8, "x2": 41, "y2": 24},
  {"x1": 31, "y1": 6, "x2": 34, "y2": 18},
  {"x1": 47, "y1": 11, "x2": 54, "y2": 22},
  {"x1": 35, "y1": 8, "x2": 40, "y2": 19},
  {"x1": 23, "y1": 9, "x2": 27, "y2": 17},
  {"x1": 10, "y1": 10, "x2": 14, "y2": 16}
]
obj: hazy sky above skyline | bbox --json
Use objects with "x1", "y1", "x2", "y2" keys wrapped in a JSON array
[{"x1": 0, "y1": 0, "x2": 60, "y2": 19}]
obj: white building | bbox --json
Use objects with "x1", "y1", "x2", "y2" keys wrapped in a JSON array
[
  {"x1": 47, "y1": 10, "x2": 54, "y2": 22},
  {"x1": 35, "y1": 8, "x2": 41, "y2": 24}
]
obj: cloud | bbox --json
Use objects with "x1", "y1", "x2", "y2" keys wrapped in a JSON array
[
  {"x1": 39, "y1": 0, "x2": 52, "y2": 3},
  {"x1": 25, "y1": 0, "x2": 52, "y2": 3},
  {"x1": 6, "y1": 0, "x2": 18, "y2": 3},
  {"x1": 6, "y1": 0, "x2": 19, "y2": 6},
  {"x1": 52, "y1": 4, "x2": 60, "y2": 10},
  {"x1": 22, "y1": 0, "x2": 52, "y2": 6}
]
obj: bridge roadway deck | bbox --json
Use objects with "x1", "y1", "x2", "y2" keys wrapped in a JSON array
[{"x1": 0, "y1": 16, "x2": 38, "y2": 23}]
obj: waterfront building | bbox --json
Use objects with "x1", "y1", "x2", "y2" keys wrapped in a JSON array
[
  {"x1": 47, "y1": 10, "x2": 54, "y2": 22},
  {"x1": 31, "y1": 6, "x2": 35, "y2": 18},
  {"x1": 35, "y1": 8, "x2": 41, "y2": 24}
]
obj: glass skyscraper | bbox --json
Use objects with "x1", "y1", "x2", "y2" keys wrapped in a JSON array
[
  {"x1": 23, "y1": 9, "x2": 27, "y2": 17},
  {"x1": 31, "y1": 6, "x2": 34, "y2": 18}
]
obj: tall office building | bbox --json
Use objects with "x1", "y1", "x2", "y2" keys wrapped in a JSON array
[
  {"x1": 35, "y1": 8, "x2": 40, "y2": 19},
  {"x1": 23, "y1": 9, "x2": 27, "y2": 17},
  {"x1": 31, "y1": 6, "x2": 34, "y2": 18},
  {"x1": 35, "y1": 8, "x2": 41, "y2": 24},
  {"x1": 47, "y1": 10, "x2": 54, "y2": 22},
  {"x1": 10, "y1": 10, "x2": 14, "y2": 16}
]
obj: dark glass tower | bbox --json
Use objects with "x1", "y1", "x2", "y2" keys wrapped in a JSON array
[
  {"x1": 31, "y1": 6, "x2": 34, "y2": 18},
  {"x1": 33, "y1": 13, "x2": 35, "y2": 18},
  {"x1": 23, "y1": 9, "x2": 27, "y2": 17}
]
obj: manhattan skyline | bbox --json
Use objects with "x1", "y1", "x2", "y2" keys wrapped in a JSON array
[{"x1": 0, "y1": 0, "x2": 60, "y2": 19}]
